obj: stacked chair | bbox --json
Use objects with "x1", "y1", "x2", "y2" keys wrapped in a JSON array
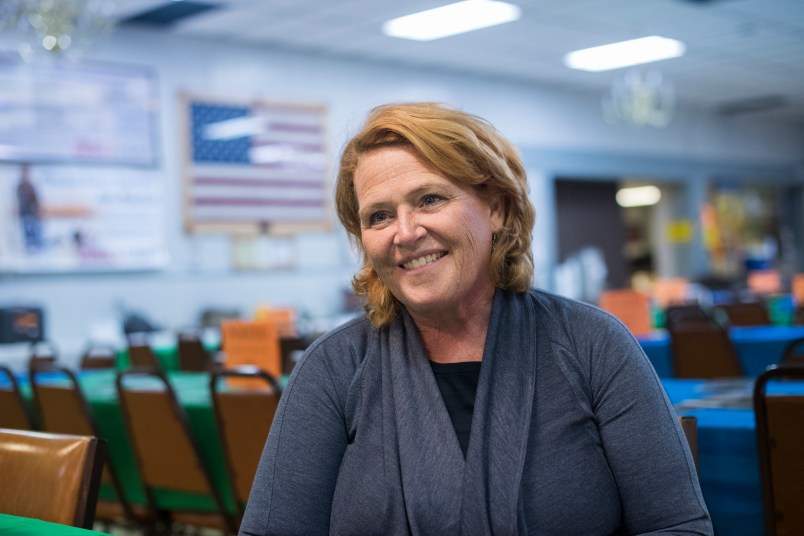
[
  {"x1": 754, "y1": 365, "x2": 804, "y2": 536},
  {"x1": 210, "y1": 366, "x2": 282, "y2": 522},
  {"x1": 28, "y1": 364, "x2": 150, "y2": 531},
  {"x1": 0, "y1": 428, "x2": 105, "y2": 529}
]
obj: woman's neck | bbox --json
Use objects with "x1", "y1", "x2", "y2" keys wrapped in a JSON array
[{"x1": 409, "y1": 293, "x2": 495, "y2": 364}]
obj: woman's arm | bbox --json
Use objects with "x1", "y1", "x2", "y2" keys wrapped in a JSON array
[
  {"x1": 584, "y1": 314, "x2": 713, "y2": 535},
  {"x1": 239, "y1": 341, "x2": 352, "y2": 536}
]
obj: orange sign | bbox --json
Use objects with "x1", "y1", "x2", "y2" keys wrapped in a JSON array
[
  {"x1": 598, "y1": 289, "x2": 653, "y2": 336},
  {"x1": 221, "y1": 320, "x2": 281, "y2": 380}
]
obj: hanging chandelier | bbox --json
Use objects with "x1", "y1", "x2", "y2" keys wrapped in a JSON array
[
  {"x1": 0, "y1": 0, "x2": 115, "y2": 62},
  {"x1": 601, "y1": 68, "x2": 676, "y2": 128}
]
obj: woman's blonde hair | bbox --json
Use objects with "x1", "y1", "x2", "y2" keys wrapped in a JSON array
[{"x1": 335, "y1": 102, "x2": 535, "y2": 327}]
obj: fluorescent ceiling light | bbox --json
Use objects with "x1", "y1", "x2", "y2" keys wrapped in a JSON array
[
  {"x1": 616, "y1": 185, "x2": 662, "y2": 208},
  {"x1": 564, "y1": 36, "x2": 685, "y2": 72},
  {"x1": 383, "y1": 0, "x2": 521, "y2": 42}
]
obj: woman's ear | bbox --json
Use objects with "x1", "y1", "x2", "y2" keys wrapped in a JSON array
[{"x1": 489, "y1": 195, "x2": 506, "y2": 233}]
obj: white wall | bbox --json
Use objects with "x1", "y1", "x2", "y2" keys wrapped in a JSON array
[{"x1": 1, "y1": 27, "x2": 802, "y2": 363}]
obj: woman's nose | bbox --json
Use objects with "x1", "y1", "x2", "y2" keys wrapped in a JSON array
[{"x1": 394, "y1": 210, "x2": 424, "y2": 246}]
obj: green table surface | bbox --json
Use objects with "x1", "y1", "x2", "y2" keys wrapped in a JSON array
[
  {"x1": 20, "y1": 370, "x2": 237, "y2": 514},
  {"x1": 0, "y1": 514, "x2": 109, "y2": 535}
]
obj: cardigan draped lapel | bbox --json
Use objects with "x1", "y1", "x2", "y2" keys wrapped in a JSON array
[{"x1": 382, "y1": 289, "x2": 540, "y2": 535}]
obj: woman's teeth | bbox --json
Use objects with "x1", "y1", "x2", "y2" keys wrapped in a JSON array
[{"x1": 402, "y1": 252, "x2": 444, "y2": 269}]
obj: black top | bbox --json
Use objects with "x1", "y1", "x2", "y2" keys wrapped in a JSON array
[{"x1": 429, "y1": 360, "x2": 482, "y2": 457}]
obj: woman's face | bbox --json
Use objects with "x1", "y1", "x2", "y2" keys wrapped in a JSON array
[{"x1": 354, "y1": 145, "x2": 504, "y2": 321}]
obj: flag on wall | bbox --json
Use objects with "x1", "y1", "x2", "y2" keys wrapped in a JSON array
[{"x1": 185, "y1": 98, "x2": 329, "y2": 232}]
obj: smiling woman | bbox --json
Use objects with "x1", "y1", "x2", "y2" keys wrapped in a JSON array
[{"x1": 239, "y1": 103, "x2": 713, "y2": 536}]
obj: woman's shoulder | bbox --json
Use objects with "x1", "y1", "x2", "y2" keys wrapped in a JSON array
[
  {"x1": 289, "y1": 314, "x2": 375, "y2": 383},
  {"x1": 526, "y1": 288, "x2": 626, "y2": 333}
]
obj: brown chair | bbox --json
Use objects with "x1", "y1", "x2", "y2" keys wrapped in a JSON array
[
  {"x1": 781, "y1": 337, "x2": 804, "y2": 365},
  {"x1": 679, "y1": 415, "x2": 698, "y2": 473},
  {"x1": 29, "y1": 365, "x2": 140, "y2": 528},
  {"x1": 0, "y1": 365, "x2": 34, "y2": 430},
  {"x1": 79, "y1": 343, "x2": 118, "y2": 370},
  {"x1": 717, "y1": 302, "x2": 771, "y2": 327},
  {"x1": 117, "y1": 369, "x2": 238, "y2": 534},
  {"x1": 211, "y1": 366, "x2": 281, "y2": 520},
  {"x1": 669, "y1": 324, "x2": 743, "y2": 379},
  {"x1": 28, "y1": 340, "x2": 58, "y2": 371},
  {"x1": 664, "y1": 304, "x2": 714, "y2": 331},
  {"x1": 754, "y1": 365, "x2": 804, "y2": 536},
  {"x1": 177, "y1": 329, "x2": 214, "y2": 372},
  {"x1": 793, "y1": 306, "x2": 804, "y2": 326},
  {"x1": 126, "y1": 333, "x2": 160, "y2": 369},
  {"x1": 0, "y1": 428, "x2": 105, "y2": 529}
]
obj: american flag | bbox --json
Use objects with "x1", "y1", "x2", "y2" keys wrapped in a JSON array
[{"x1": 186, "y1": 100, "x2": 328, "y2": 231}]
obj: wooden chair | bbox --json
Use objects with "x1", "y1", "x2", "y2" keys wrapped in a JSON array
[
  {"x1": 79, "y1": 343, "x2": 118, "y2": 370},
  {"x1": 717, "y1": 302, "x2": 771, "y2": 326},
  {"x1": 211, "y1": 366, "x2": 282, "y2": 520},
  {"x1": 679, "y1": 415, "x2": 698, "y2": 472},
  {"x1": 177, "y1": 329, "x2": 214, "y2": 372},
  {"x1": 0, "y1": 365, "x2": 34, "y2": 430},
  {"x1": 781, "y1": 337, "x2": 804, "y2": 365},
  {"x1": 27, "y1": 340, "x2": 58, "y2": 371},
  {"x1": 754, "y1": 365, "x2": 804, "y2": 536},
  {"x1": 664, "y1": 304, "x2": 714, "y2": 331},
  {"x1": 116, "y1": 369, "x2": 238, "y2": 534},
  {"x1": 0, "y1": 428, "x2": 105, "y2": 529},
  {"x1": 29, "y1": 365, "x2": 141, "y2": 529},
  {"x1": 126, "y1": 333, "x2": 160, "y2": 369},
  {"x1": 669, "y1": 324, "x2": 743, "y2": 379}
]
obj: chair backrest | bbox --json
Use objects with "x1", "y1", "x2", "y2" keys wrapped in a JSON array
[
  {"x1": 0, "y1": 365, "x2": 34, "y2": 430},
  {"x1": 669, "y1": 324, "x2": 743, "y2": 379},
  {"x1": 177, "y1": 330, "x2": 213, "y2": 372},
  {"x1": 29, "y1": 365, "x2": 132, "y2": 520},
  {"x1": 754, "y1": 365, "x2": 804, "y2": 536},
  {"x1": 0, "y1": 428, "x2": 105, "y2": 529},
  {"x1": 781, "y1": 337, "x2": 804, "y2": 365},
  {"x1": 28, "y1": 340, "x2": 58, "y2": 371},
  {"x1": 79, "y1": 343, "x2": 118, "y2": 370},
  {"x1": 126, "y1": 333, "x2": 160, "y2": 369},
  {"x1": 210, "y1": 366, "x2": 281, "y2": 516},
  {"x1": 718, "y1": 302, "x2": 771, "y2": 327},
  {"x1": 664, "y1": 304, "x2": 714, "y2": 331},
  {"x1": 116, "y1": 369, "x2": 237, "y2": 533},
  {"x1": 679, "y1": 415, "x2": 698, "y2": 472}
]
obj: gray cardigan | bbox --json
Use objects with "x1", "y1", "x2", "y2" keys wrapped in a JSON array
[{"x1": 240, "y1": 289, "x2": 712, "y2": 535}]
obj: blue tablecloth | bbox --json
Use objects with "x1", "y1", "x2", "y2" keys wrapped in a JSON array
[
  {"x1": 663, "y1": 377, "x2": 804, "y2": 536},
  {"x1": 639, "y1": 325, "x2": 804, "y2": 378}
]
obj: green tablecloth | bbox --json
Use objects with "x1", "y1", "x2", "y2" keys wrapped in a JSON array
[
  {"x1": 20, "y1": 371, "x2": 237, "y2": 514},
  {"x1": 0, "y1": 514, "x2": 109, "y2": 535}
]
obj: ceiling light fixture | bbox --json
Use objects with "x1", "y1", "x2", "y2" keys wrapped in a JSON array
[
  {"x1": 564, "y1": 36, "x2": 685, "y2": 72},
  {"x1": 0, "y1": 0, "x2": 115, "y2": 62},
  {"x1": 383, "y1": 0, "x2": 521, "y2": 42},
  {"x1": 602, "y1": 69, "x2": 675, "y2": 128},
  {"x1": 616, "y1": 185, "x2": 662, "y2": 208}
]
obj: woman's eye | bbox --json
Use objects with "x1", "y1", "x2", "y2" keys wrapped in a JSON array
[
  {"x1": 422, "y1": 194, "x2": 442, "y2": 206},
  {"x1": 369, "y1": 212, "x2": 388, "y2": 225}
]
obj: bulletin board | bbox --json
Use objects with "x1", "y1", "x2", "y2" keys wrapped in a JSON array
[
  {"x1": 0, "y1": 163, "x2": 168, "y2": 273},
  {"x1": 181, "y1": 92, "x2": 331, "y2": 235},
  {"x1": 0, "y1": 54, "x2": 159, "y2": 166}
]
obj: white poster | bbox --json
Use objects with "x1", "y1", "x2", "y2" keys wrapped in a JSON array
[{"x1": 1, "y1": 164, "x2": 168, "y2": 272}]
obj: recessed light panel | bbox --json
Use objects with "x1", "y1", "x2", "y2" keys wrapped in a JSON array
[
  {"x1": 383, "y1": 0, "x2": 521, "y2": 42},
  {"x1": 564, "y1": 36, "x2": 685, "y2": 72}
]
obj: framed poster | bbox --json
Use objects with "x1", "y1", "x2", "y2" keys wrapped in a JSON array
[
  {"x1": 0, "y1": 163, "x2": 168, "y2": 272},
  {"x1": 181, "y1": 92, "x2": 330, "y2": 234},
  {"x1": 0, "y1": 54, "x2": 159, "y2": 166}
]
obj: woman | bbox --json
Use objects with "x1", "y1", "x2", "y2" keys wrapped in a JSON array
[{"x1": 240, "y1": 103, "x2": 712, "y2": 535}]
